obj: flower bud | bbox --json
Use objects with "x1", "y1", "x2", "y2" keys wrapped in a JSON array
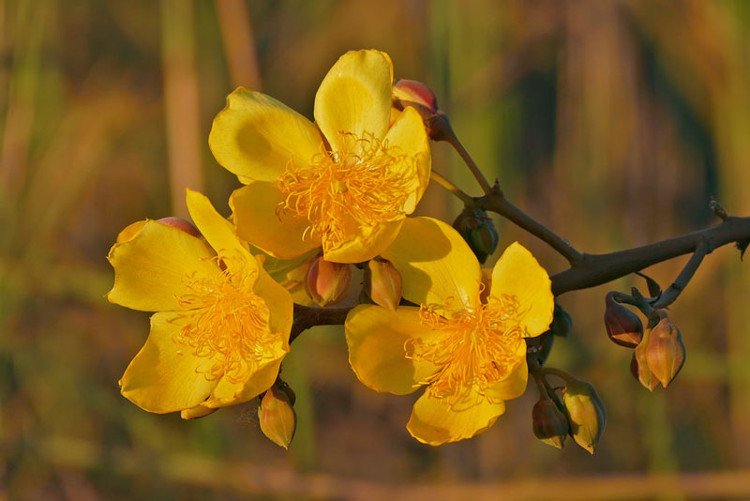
[
  {"x1": 644, "y1": 310, "x2": 686, "y2": 388},
  {"x1": 563, "y1": 379, "x2": 606, "y2": 454},
  {"x1": 157, "y1": 216, "x2": 201, "y2": 238},
  {"x1": 368, "y1": 258, "x2": 402, "y2": 311},
  {"x1": 532, "y1": 396, "x2": 569, "y2": 449},
  {"x1": 392, "y1": 79, "x2": 439, "y2": 114},
  {"x1": 604, "y1": 292, "x2": 643, "y2": 348},
  {"x1": 392, "y1": 79, "x2": 454, "y2": 142},
  {"x1": 305, "y1": 256, "x2": 352, "y2": 307},
  {"x1": 258, "y1": 385, "x2": 296, "y2": 449},
  {"x1": 452, "y1": 208, "x2": 498, "y2": 264},
  {"x1": 631, "y1": 348, "x2": 659, "y2": 391}
]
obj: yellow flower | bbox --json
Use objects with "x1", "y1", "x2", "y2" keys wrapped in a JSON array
[
  {"x1": 345, "y1": 217, "x2": 554, "y2": 445},
  {"x1": 107, "y1": 190, "x2": 293, "y2": 417},
  {"x1": 209, "y1": 49, "x2": 431, "y2": 264}
]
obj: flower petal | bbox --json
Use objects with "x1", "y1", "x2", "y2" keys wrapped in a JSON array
[
  {"x1": 324, "y1": 218, "x2": 404, "y2": 264},
  {"x1": 119, "y1": 312, "x2": 217, "y2": 413},
  {"x1": 382, "y1": 217, "x2": 480, "y2": 308},
  {"x1": 116, "y1": 220, "x2": 147, "y2": 243},
  {"x1": 490, "y1": 242, "x2": 554, "y2": 338},
  {"x1": 485, "y1": 344, "x2": 530, "y2": 401},
  {"x1": 107, "y1": 220, "x2": 217, "y2": 312},
  {"x1": 186, "y1": 190, "x2": 255, "y2": 276},
  {"x1": 407, "y1": 387, "x2": 506, "y2": 445},
  {"x1": 231, "y1": 182, "x2": 321, "y2": 259},
  {"x1": 254, "y1": 264, "x2": 294, "y2": 337},
  {"x1": 383, "y1": 106, "x2": 431, "y2": 204},
  {"x1": 209, "y1": 88, "x2": 322, "y2": 182},
  {"x1": 204, "y1": 336, "x2": 289, "y2": 408},
  {"x1": 314, "y1": 50, "x2": 393, "y2": 152},
  {"x1": 345, "y1": 305, "x2": 439, "y2": 395}
]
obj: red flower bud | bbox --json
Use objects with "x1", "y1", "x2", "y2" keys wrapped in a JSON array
[
  {"x1": 532, "y1": 396, "x2": 569, "y2": 449},
  {"x1": 604, "y1": 292, "x2": 643, "y2": 348},
  {"x1": 392, "y1": 79, "x2": 439, "y2": 113}
]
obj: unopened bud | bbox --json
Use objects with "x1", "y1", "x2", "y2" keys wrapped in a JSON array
[
  {"x1": 393, "y1": 79, "x2": 439, "y2": 114},
  {"x1": 604, "y1": 292, "x2": 643, "y2": 348},
  {"x1": 631, "y1": 348, "x2": 659, "y2": 391},
  {"x1": 644, "y1": 310, "x2": 686, "y2": 388},
  {"x1": 305, "y1": 256, "x2": 352, "y2": 307},
  {"x1": 532, "y1": 396, "x2": 569, "y2": 449},
  {"x1": 452, "y1": 208, "x2": 498, "y2": 264},
  {"x1": 258, "y1": 386, "x2": 296, "y2": 449},
  {"x1": 157, "y1": 216, "x2": 201, "y2": 238},
  {"x1": 550, "y1": 303, "x2": 573, "y2": 338},
  {"x1": 563, "y1": 379, "x2": 606, "y2": 454},
  {"x1": 368, "y1": 258, "x2": 402, "y2": 310},
  {"x1": 392, "y1": 79, "x2": 453, "y2": 142}
]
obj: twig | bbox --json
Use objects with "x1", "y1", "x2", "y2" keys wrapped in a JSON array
[
  {"x1": 652, "y1": 238, "x2": 710, "y2": 309},
  {"x1": 480, "y1": 189, "x2": 584, "y2": 266},
  {"x1": 438, "y1": 121, "x2": 493, "y2": 195},
  {"x1": 430, "y1": 171, "x2": 475, "y2": 206}
]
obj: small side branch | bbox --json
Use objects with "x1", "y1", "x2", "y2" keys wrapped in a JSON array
[
  {"x1": 430, "y1": 171, "x2": 475, "y2": 206},
  {"x1": 551, "y1": 216, "x2": 750, "y2": 296},
  {"x1": 652, "y1": 238, "x2": 710, "y2": 309},
  {"x1": 480, "y1": 189, "x2": 584, "y2": 266}
]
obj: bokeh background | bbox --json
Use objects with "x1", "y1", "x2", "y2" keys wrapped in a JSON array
[{"x1": 2, "y1": 0, "x2": 750, "y2": 499}]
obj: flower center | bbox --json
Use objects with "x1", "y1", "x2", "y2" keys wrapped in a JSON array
[
  {"x1": 406, "y1": 293, "x2": 525, "y2": 406},
  {"x1": 173, "y1": 257, "x2": 282, "y2": 384},
  {"x1": 276, "y1": 132, "x2": 417, "y2": 252}
]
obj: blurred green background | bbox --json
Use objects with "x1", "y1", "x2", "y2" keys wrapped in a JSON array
[{"x1": 2, "y1": 0, "x2": 750, "y2": 499}]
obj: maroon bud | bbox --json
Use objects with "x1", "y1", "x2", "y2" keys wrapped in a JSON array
[{"x1": 604, "y1": 292, "x2": 644, "y2": 348}]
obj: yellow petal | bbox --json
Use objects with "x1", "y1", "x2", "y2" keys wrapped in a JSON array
[
  {"x1": 486, "y1": 346, "x2": 529, "y2": 402},
  {"x1": 382, "y1": 217, "x2": 480, "y2": 308},
  {"x1": 407, "y1": 387, "x2": 506, "y2": 445},
  {"x1": 314, "y1": 50, "x2": 393, "y2": 152},
  {"x1": 185, "y1": 190, "x2": 254, "y2": 276},
  {"x1": 119, "y1": 312, "x2": 217, "y2": 413},
  {"x1": 107, "y1": 220, "x2": 217, "y2": 311},
  {"x1": 254, "y1": 264, "x2": 294, "y2": 337},
  {"x1": 181, "y1": 404, "x2": 217, "y2": 420},
  {"x1": 345, "y1": 305, "x2": 439, "y2": 395},
  {"x1": 231, "y1": 182, "x2": 321, "y2": 260},
  {"x1": 324, "y1": 218, "x2": 404, "y2": 264},
  {"x1": 209, "y1": 88, "x2": 322, "y2": 182},
  {"x1": 383, "y1": 106, "x2": 431, "y2": 204},
  {"x1": 116, "y1": 220, "x2": 147, "y2": 243},
  {"x1": 204, "y1": 336, "x2": 288, "y2": 408},
  {"x1": 490, "y1": 242, "x2": 554, "y2": 338}
]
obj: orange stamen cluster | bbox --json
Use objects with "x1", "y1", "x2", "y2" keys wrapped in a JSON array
[
  {"x1": 276, "y1": 132, "x2": 416, "y2": 251},
  {"x1": 406, "y1": 293, "x2": 525, "y2": 406},
  {"x1": 173, "y1": 257, "x2": 279, "y2": 384}
]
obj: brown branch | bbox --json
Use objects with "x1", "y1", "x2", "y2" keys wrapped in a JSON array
[
  {"x1": 290, "y1": 304, "x2": 353, "y2": 342},
  {"x1": 550, "y1": 216, "x2": 750, "y2": 296},
  {"x1": 479, "y1": 189, "x2": 584, "y2": 266}
]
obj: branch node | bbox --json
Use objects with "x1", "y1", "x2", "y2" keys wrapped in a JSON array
[{"x1": 709, "y1": 198, "x2": 728, "y2": 221}]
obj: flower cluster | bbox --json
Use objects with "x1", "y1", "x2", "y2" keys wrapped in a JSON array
[{"x1": 108, "y1": 49, "x2": 555, "y2": 447}]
